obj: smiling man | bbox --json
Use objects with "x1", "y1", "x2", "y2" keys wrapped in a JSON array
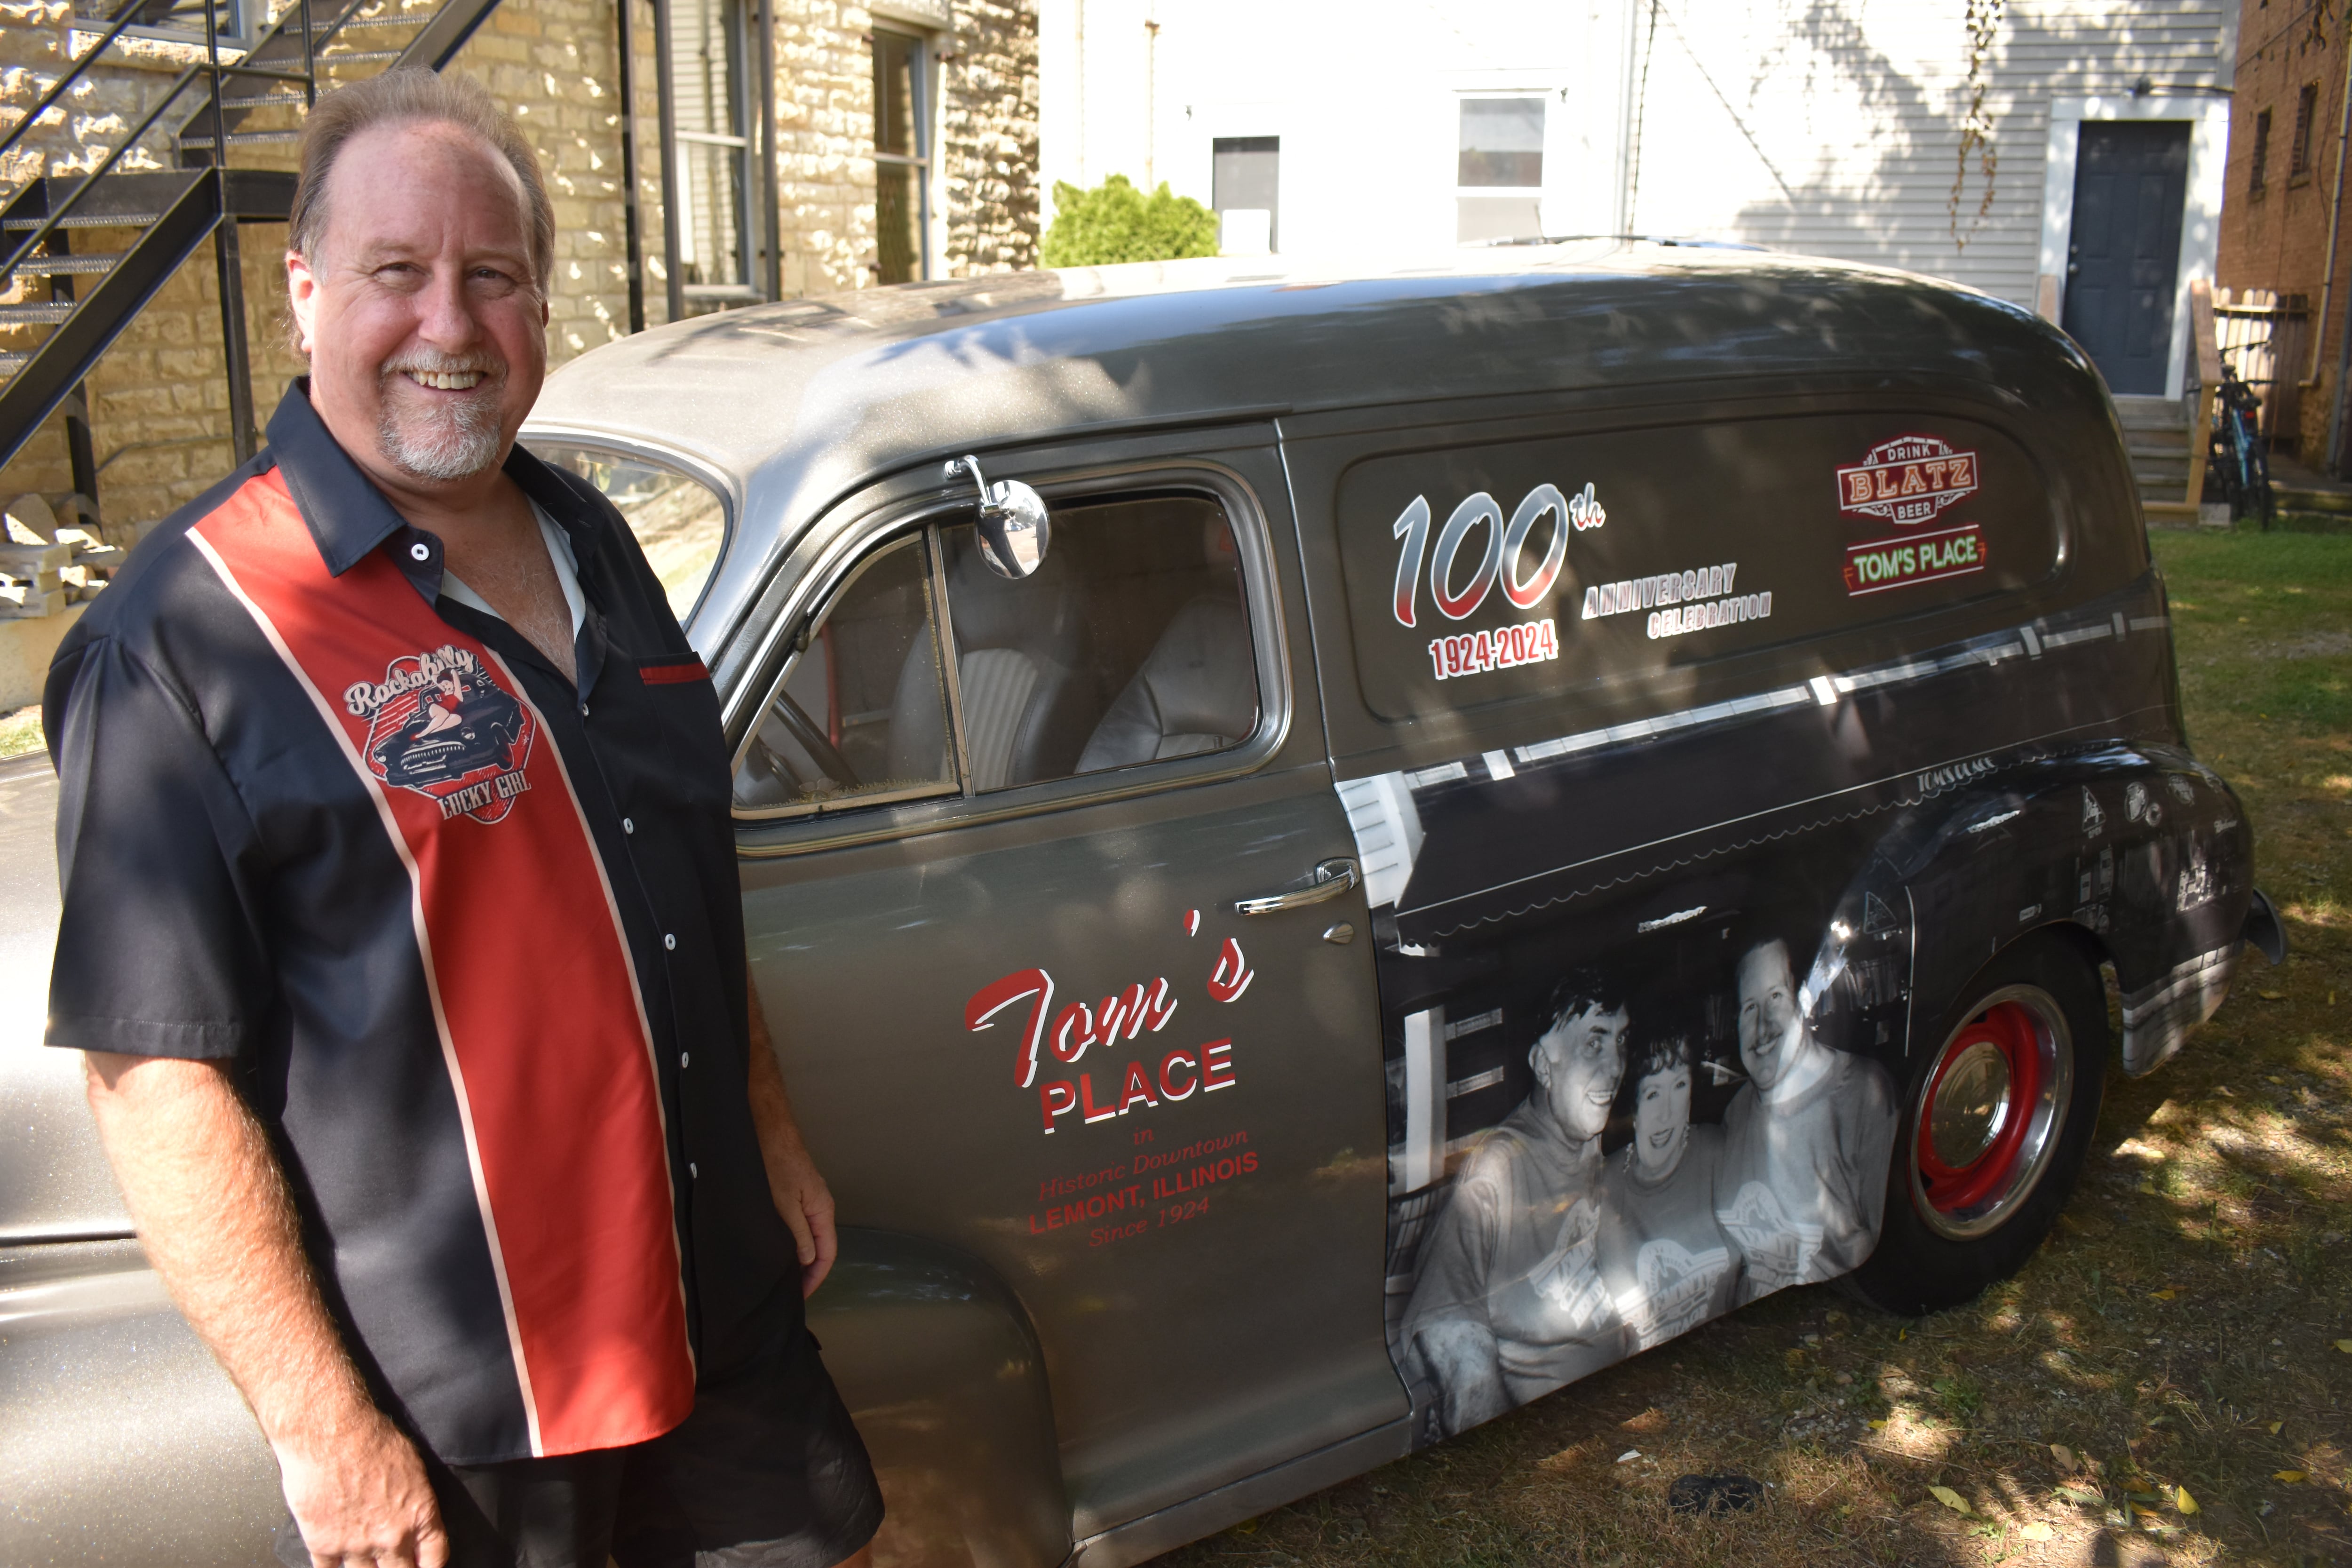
[
  {"x1": 1713, "y1": 934, "x2": 1898, "y2": 1304},
  {"x1": 1399, "y1": 971, "x2": 1629, "y2": 1440},
  {"x1": 42, "y1": 71, "x2": 882, "y2": 1568}
]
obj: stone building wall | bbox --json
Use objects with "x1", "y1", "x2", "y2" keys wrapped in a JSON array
[
  {"x1": 2216, "y1": 0, "x2": 2350, "y2": 461},
  {"x1": 0, "y1": 0, "x2": 1039, "y2": 538},
  {"x1": 938, "y1": 0, "x2": 1036, "y2": 273}
]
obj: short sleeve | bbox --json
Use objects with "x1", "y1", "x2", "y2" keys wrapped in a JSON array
[{"x1": 44, "y1": 632, "x2": 272, "y2": 1058}]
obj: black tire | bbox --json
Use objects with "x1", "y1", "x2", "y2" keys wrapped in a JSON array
[{"x1": 1844, "y1": 935, "x2": 2108, "y2": 1316}]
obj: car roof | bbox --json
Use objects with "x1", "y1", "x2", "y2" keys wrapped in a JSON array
[{"x1": 523, "y1": 240, "x2": 2092, "y2": 646}]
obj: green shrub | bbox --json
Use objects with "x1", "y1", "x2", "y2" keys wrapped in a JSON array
[{"x1": 1038, "y1": 175, "x2": 1220, "y2": 267}]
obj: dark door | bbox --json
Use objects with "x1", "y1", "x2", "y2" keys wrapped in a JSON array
[{"x1": 2061, "y1": 120, "x2": 2191, "y2": 396}]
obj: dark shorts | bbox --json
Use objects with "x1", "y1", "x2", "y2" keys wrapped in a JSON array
[{"x1": 275, "y1": 1308, "x2": 882, "y2": 1568}]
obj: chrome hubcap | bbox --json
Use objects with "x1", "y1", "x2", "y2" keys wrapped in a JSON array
[
  {"x1": 1929, "y1": 1039, "x2": 2012, "y2": 1168},
  {"x1": 1910, "y1": 984, "x2": 2074, "y2": 1242}
]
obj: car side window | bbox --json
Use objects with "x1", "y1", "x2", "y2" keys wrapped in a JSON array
[
  {"x1": 732, "y1": 533, "x2": 957, "y2": 814},
  {"x1": 939, "y1": 493, "x2": 1258, "y2": 791}
]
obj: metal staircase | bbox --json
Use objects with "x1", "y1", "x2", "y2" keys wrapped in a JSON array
[{"x1": 0, "y1": 0, "x2": 504, "y2": 494}]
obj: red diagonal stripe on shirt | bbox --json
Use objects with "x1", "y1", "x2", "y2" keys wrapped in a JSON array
[{"x1": 191, "y1": 470, "x2": 692, "y2": 1456}]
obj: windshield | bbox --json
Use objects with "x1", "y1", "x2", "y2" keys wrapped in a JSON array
[{"x1": 524, "y1": 440, "x2": 728, "y2": 624}]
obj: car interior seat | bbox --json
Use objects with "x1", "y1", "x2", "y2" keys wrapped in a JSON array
[
  {"x1": 886, "y1": 534, "x2": 1095, "y2": 790},
  {"x1": 1074, "y1": 594, "x2": 1258, "y2": 772}
]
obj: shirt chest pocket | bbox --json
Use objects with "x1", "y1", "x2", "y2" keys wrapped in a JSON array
[{"x1": 603, "y1": 654, "x2": 731, "y2": 817}]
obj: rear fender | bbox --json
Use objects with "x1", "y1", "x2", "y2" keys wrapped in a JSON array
[
  {"x1": 809, "y1": 1227, "x2": 1069, "y2": 1568},
  {"x1": 1882, "y1": 744, "x2": 2253, "y2": 1076}
]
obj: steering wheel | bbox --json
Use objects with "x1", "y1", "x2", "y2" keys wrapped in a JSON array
[{"x1": 769, "y1": 690, "x2": 860, "y2": 792}]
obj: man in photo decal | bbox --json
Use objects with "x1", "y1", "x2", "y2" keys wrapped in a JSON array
[
  {"x1": 1399, "y1": 972, "x2": 1629, "y2": 1438},
  {"x1": 1595, "y1": 1023, "x2": 1736, "y2": 1353},
  {"x1": 1714, "y1": 936, "x2": 1899, "y2": 1303},
  {"x1": 44, "y1": 71, "x2": 879, "y2": 1568}
]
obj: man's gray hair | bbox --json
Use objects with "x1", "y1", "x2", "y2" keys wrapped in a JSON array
[{"x1": 289, "y1": 68, "x2": 555, "y2": 292}]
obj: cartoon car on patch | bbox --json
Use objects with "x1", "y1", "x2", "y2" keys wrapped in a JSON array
[{"x1": 369, "y1": 669, "x2": 528, "y2": 789}]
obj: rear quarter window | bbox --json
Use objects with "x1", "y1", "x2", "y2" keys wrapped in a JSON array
[{"x1": 1334, "y1": 415, "x2": 2058, "y2": 721}]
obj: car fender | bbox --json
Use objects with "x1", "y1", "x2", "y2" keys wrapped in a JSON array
[
  {"x1": 809, "y1": 1227, "x2": 1069, "y2": 1568},
  {"x1": 1874, "y1": 744, "x2": 2254, "y2": 1077}
]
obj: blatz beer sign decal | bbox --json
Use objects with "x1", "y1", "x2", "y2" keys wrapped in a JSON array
[{"x1": 1835, "y1": 436, "x2": 1979, "y2": 525}]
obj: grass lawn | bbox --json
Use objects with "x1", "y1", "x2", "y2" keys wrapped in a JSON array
[
  {"x1": 1152, "y1": 529, "x2": 2352, "y2": 1568},
  {"x1": 0, "y1": 705, "x2": 41, "y2": 761}
]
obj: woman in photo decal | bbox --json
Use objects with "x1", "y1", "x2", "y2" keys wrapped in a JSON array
[
  {"x1": 1398, "y1": 971, "x2": 1628, "y2": 1439},
  {"x1": 1595, "y1": 1022, "x2": 1737, "y2": 1353},
  {"x1": 1712, "y1": 933, "x2": 1899, "y2": 1303}
]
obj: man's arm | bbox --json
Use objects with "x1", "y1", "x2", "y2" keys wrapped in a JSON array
[
  {"x1": 745, "y1": 980, "x2": 840, "y2": 1296},
  {"x1": 82, "y1": 1052, "x2": 446, "y2": 1568}
]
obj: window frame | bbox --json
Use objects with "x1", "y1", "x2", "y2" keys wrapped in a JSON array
[
  {"x1": 2250, "y1": 106, "x2": 2272, "y2": 194},
  {"x1": 871, "y1": 25, "x2": 936, "y2": 284},
  {"x1": 727, "y1": 460, "x2": 1295, "y2": 857},
  {"x1": 515, "y1": 426, "x2": 737, "y2": 630},
  {"x1": 654, "y1": 0, "x2": 780, "y2": 318}
]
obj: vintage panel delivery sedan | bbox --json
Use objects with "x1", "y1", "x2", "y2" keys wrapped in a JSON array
[{"x1": 0, "y1": 243, "x2": 2283, "y2": 1565}]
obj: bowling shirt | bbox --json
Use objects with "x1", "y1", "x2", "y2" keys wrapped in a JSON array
[{"x1": 44, "y1": 382, "x2": 797, "y2": 1465}]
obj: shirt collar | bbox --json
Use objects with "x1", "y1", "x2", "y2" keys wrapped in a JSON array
[{"x1": 263, "y1": 379, "x2": 607, "y2": 595}]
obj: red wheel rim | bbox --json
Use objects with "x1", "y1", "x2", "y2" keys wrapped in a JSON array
[{"x1": 1916, "y1": 1000, "x2": 2043, "y2": 1217}]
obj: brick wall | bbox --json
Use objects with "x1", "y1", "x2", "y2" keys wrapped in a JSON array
[
  {"x1": 0, "y1": 0, "x2": 1038, "y2": 536},
  {"x1": 2217, "y1": 0, "x2": 2351, "y2": 459}
]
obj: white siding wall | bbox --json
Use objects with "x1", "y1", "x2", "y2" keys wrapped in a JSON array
[
  {"x1": 1040, "y1": 0, "x2": 2234, "y2": 369},
  {"x1": 1629, "y1": 0, "x2": 2233, "y2": 308}
]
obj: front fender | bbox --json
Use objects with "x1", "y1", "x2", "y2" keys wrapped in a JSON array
[{"x1": 808, "y1": 1228, "x2": 1068, "y2": 1568}]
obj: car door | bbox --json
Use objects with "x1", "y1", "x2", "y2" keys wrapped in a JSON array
[{"x1": 728, "y1": 430, "x2": 1406, "y2": 1541}]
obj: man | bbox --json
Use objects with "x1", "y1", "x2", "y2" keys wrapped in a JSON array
[
  {"x1": 45, "y1": 70, "x2": 882, "y2": 1568},
  {"x1": 1714, "y1": 935, "x2": 1899, "y2": 1304},
  {"x1": 1399, "y1": 971, "x2": 1628, "y2": 1439}
]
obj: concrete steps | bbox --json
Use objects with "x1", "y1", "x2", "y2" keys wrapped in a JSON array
[{"x1": 2115, "y1": 395, "x2": 2197, "y2": 507}]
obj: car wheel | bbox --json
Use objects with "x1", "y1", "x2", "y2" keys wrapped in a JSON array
[{"x1": 1845, "y1": 935, "x2": 2107, "y2": 1316}]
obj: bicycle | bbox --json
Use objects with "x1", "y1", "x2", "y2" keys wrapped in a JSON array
[{"x1": 2208, "y1": 352, "x2": 2275, "y2": 529}]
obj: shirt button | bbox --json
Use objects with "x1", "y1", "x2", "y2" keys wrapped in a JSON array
[
  {"x1": 663, "y1": 933, "x2": 676, "y2": 950},
  {"x1": 409, "y1": 542, "x2": 431, "y2": 562},
  {"x1": 622, "y1": 818, "x2": 635, "y2": 835},
  {"x1": 688, "y1": 1162, "x2": 699, "y2": 1179},
  {"x1": 680, "y1": 1051, "x2": 690, "y2": 1068},
  {"x1": 579, "y1": 702, "x2": 590, "y2": 718}
]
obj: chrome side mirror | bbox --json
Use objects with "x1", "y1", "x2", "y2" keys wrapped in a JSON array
[{"x1": 945, "y1": 455, "x2": 1050, "y2": 580}]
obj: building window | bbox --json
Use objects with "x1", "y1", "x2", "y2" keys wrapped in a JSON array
[
  {"x1": 122, "y1": 0, "x2": 262, "y2": 49},
  {"x1": 2292, "y1": 83, "x2": 2320, "y2": 179},
  {"x1": 659, "y1": 0, "x2": 772, "y2": 315},
  {"x1": 2251, "y1": 107, "x2": 2273, "y2": 193},
  {"x1": 1456, "y1": 96, "x2": 1544, "y2": 245},
  {"x1": 1213, "y1": 137, "x2": 1279, "y2": 255},
  {"x1": 873, "y1": 29, "x2": 932, "y2": 285}
]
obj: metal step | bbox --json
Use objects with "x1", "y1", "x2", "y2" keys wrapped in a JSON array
[
  {"x1": 0, "y1": 302, "x2": 78, "y2": 326},
  {"x1": 0, "y1": 353, "x2": 26, "y2": 378},
  {"x1": 220, "y1": 92, "x2": 313, "y2": 109},
  {"x1": 319, "y1": 48, "x2": 403, "y2": 63},
  {"x1": 176, "y1": 129, "x2": 305, "y2": 149},
  {"x1": 6, "y1": 253, "x2": 124, "y2": 276},
  {"x1": 336, "y1": 11, "x2": 434, "y2": 26},
  {"x1": 3, "y1": 210, "x2": 163, "y2": 231}
]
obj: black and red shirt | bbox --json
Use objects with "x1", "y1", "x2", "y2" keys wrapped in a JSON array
[{"x1": 45, "y1": 384, "x2": 795, "y2": 1465}]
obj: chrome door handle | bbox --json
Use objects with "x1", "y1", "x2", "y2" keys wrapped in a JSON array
[{"x1": 1235, "y1": 858, "x2": 1359, "y2": 916}]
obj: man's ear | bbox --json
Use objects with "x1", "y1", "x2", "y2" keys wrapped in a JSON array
[{"x1": 286, "y1": 248, "x2": 319, "y2": 356}]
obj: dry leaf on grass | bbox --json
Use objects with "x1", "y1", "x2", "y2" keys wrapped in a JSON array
[
  {"x1": 2275, "y1": 1470, "x2": 2307, "y2": 1483},
  {"x1": 2336, "y1": 1339, "x2": 2352, "y2": 1353},
  {"x1": 2020, "y1": 1522, "x2": 2057, "y2": 1542},
  {"x1": 2050, "y1": 1442, "x2": 2077, "y2": 1469},
  {"x1": 1928, "y1": 1485, "x2": 1972, "y2": 1515},
  {"x1": 2175, "y1": 1485, "x2": 2198, "y2": 1514},
  {"x1": 2268, "y1": 1420, "x2": 2283, "y2": 1434}
]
